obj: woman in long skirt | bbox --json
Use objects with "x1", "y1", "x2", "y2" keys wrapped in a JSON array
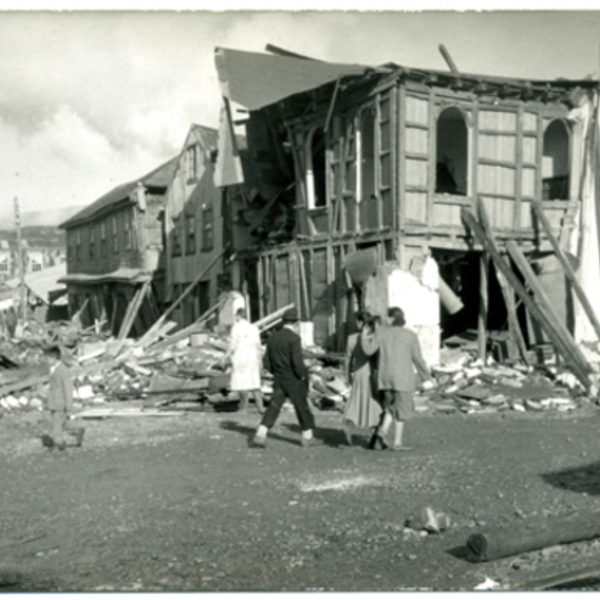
[{"x1": 341, "y1": 312, "x2": 382, "y2": 446}]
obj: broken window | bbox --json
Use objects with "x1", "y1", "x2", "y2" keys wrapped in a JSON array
[
  {"x1": 306, "y1": 126, "x2": 327, "y2": 209},
  {"x1": 436, "y1": 107, "x2": 468, "y2": 196},
  {"x1": 542, "y1": 119, "x2": 570, "y2": 200}
]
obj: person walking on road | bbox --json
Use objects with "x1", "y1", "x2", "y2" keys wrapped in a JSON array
[
  {"x1": 341, "y1": 311, "x2": 382, "y2": 446},
  {"x1": 362, "y1": 306, "x2": 433, "y2": 451},
  {"x1": 251, "y1": 308, "x2": 317, "y2": 449},
  {"x1": 223, "y1": 308, "x2": 264, "y2": 414}
]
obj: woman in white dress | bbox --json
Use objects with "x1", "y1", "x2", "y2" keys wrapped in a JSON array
[{"x1": 224, "y1": 308, "x2": 264, "y2": 413}]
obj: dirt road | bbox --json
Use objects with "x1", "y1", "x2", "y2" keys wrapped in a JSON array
[{"x1": 2, "y1": 403, "x2": 600, "y2": 591}]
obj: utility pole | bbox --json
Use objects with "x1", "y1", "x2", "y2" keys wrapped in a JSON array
[{"x1": 13, "y1": 197, "x2": 26, "y2": 322}]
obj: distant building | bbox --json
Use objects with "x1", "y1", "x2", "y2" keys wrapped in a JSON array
[{"x1": 59, "y1": 157, "x2": 178, "y2": 337}]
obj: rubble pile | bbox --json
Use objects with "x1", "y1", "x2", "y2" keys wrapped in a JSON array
[{"x1": 0, "y1": 311, "x2": 596, "y2": 420}]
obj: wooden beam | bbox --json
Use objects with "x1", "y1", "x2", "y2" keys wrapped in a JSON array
[
  {"x1": 137, "y1": 246, "x2": 229, "y2": 347},
  {"x1": 531, "y1": 197, "x2": 600, "y2": 341},
  {"x1": 477, "y1": 199, "x2": 530, "y2": 365},
  {"x1": 461, "y1": 208, "x2": 592, "y2": 389},
  {"x1": 506, "y1": 240, "x2": 592, "y2": 370}
]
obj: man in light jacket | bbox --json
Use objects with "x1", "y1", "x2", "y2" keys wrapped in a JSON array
[{"x1": 362, "y1": 306, "x2": 433, "y2": 450}]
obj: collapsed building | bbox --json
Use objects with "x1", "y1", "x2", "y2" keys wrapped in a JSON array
[{"x1": 212, "y1": 45, "x2": 600, "y2": 381}]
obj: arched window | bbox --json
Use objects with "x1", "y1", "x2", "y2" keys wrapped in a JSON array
[
  {"x1": 305, "y1": 127, "x2": 327, "y2": 209},
  {"x1": 436, "y1": 107, "x2": 468, "y2": 196},
  {"x1": 542, "y1": 119, "x2": 570, "y2": 200}
]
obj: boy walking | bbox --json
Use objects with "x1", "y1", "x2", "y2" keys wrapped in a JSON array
[{"x1": 43, "y1": 344, "x2": 84, "y2": 451}]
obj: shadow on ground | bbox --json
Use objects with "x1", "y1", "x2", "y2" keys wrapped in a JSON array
[{"x1": 541, "y1": 460, "x2": 600, "y2": 496}]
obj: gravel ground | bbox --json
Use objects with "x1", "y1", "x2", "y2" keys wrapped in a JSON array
[{"x1": 2, "y1": 402, "x2": 600, "y2": 592}]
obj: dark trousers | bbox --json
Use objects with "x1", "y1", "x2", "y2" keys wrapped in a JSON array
[{"x1": 261, "y1": 377, "x2": 315, "y2": 432}]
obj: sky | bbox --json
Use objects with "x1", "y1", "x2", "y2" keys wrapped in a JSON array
[{"x1": 1, "y1": 7, "x2": 600, "y2": 225}]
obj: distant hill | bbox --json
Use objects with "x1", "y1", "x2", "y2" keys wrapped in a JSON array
[
  {"x1": 0, "y1": 205, "x2": 83, "y2": 230},
  {"x1": 0, "y1": 226, "x2": 65, "y2": 249}
]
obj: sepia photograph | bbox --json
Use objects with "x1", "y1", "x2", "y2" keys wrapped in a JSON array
[{"x1": 2, "y1": 4, "x2": 600, "y2": 593}]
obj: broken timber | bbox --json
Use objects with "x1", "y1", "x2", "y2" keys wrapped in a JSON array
[
  {"x1": 461, "y1": 208, "x2": 592, "y2": 390},
  {"x1": 505, "y1": 240, "x2": 591, "y2": 370},
  {"x1": 531, "y1": 197, "x2": 600, "y2": 342},
  {"x1": 137, "y1": 245, "x2": 230, "y2": 347},
  {"x1": 477, "y1": 199, "x2": 530, "y2": 365}
]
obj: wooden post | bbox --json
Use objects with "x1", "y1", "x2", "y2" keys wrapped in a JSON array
[
  {"x1": 477, "y1": 198, "x2": 529, "y2": 364},
  {"x1": 478, "y1": 250, "x2": 488, "y2": 362},
  {"x1": 13, "y1": 198, "x2": 26, "y2": 322},
  {"x1": 531, "y1": 197, "x2": 600, "y2": 341},
  {"x1": 462, "y1": 209, "x2": 592, "y2": 389}
]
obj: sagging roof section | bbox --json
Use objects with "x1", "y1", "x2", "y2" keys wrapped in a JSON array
[
  {"x1": 60, "y1": 156, "x2": 179, "y2": 230},
  {"x1": 214, "y1": 46, "x2": 378, "y2": 110}
]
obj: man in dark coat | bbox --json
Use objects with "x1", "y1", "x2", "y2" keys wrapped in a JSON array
[{"x1": 252, "y1": 308, "x2": 317, "y2": 448}]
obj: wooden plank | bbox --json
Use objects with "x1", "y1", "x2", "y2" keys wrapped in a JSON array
[
  {"x1": 254, "y1": 302, "x2": 295, "y2": 331},
  {"x1": 461, "y1": 208, "x2": 592, "y2": 389},
  {"x1": 506, "y1": 240, "x2": 592, "y2": 370},
  {"x1": 118, "y1": 281, "x2": 149, "y2": 341},
  {"x1": 531, "y1": 197, "x2": 600, "y2": 341},
  {"x1": 477, "y1": 198, "x2": 530, "y2": 364},
  {"x1": 137, "y1": 245, "x2": 229, "y2": 347},
  {"x1": 514, "y1": 103, "x2": 524, "y2": 229}
]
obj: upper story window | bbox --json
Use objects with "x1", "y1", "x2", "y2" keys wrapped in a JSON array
[
  {"x1": 76, "y1": 229, "x2": 82, "y2": 261},
  {"x1": 201, "y1": 205, "x2": 214, "y2": 252},
  {"x1": 89, "y1": 225, "x2": 95, "y2": 257},
  {"x1": 100, "y1": 221, "x2": 107, "y2": 257},
  {"x1": 172, "y1": 217, "x2": 182, "y2": 257},
  {"x1": 67, "y1": 232, "x2": 74, "y2": 261},
  {"x1": 112, "y1": 215, "x2": 118, "y2": 253},
  {"x1": 542, "y1": 119, "x2": 570, "y2": 200},
  {"x1": 436, "y1": 107, "x2": 468, "y2": 196},
  {"x1": 0, "y1": 257, "x2": 8, "y2": 272},
  {"x1": 186, "y1": 144, "x2": 199, "y2": 184},
  {"x1": 31, "y1": 259, "x2": 42, "y2": 272},
  {"x1": 358, "y1": 107, "x2": 376, "y2": 203},
  {"x1": 185, "y1": 214, "x2": 196, "y2": 255},
  {"x1": 124, "y1": 210, "x2": 133, "y2": 249},
  {"x1": 305, "y1": 126, "x2": 327, "y2": 209}
]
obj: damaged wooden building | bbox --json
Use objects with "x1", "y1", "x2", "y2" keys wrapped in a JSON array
[{"x1": 213, "y1": 45, "x2": 599, "y2": 363}]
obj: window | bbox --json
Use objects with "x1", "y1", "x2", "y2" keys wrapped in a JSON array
[
  {"x1": 31, "y1": 260, "x2": 42, "y2": 272},
  {"x1": 67, "y1": 232, "x2": 74, "y2": 260},
  {"x1": 305, "y1": 127, "x2": 327, "y2": 209},
  {"x1": 201, "y1": 205, "x2": 213, "y2": 252},
  {"x1": 100, "y1": 221, "x2": 107, "y2": 257},
  {"x1": 542, "y1": 119, "x2": 570, "y2": 200},
  {"x1": 436, "y1": 107, "x2": 468, "y2": 196},
  {"x1": 89, "y1": 225, "x2": 95, "y2": 257},
  {"x1": 172, "y1": 218, "x2": 182, "y2": 257},
  {"x1": 76, "y1": 229, "x2": 82, "y2": 261},
  {"x1": 124, "y1": 210, "x2": 133, "y2": 249},
  {"x1": 357, "y1": 107, "x2": 379, "y2": 230},
  {"x1": 185, "y1": 214, "x2": 196, "y2": 255},
  {"x1": 112, "y1": 216, "x2": 118, "y2": 253},
  {"x1": 186, "y1": 144, "x2": 199, "y2": 184},
  {"x1": 0, "y1": 258, "x2": 9, "y2": 272}
]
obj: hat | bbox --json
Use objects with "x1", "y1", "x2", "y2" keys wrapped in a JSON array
[{"x1": 282, "y1": 308, "x2": 299, "y2": 323}]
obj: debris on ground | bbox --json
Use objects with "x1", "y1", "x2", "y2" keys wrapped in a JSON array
[{"x1": 0, "y1": 301, "x2": 598, "y2": 423}]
